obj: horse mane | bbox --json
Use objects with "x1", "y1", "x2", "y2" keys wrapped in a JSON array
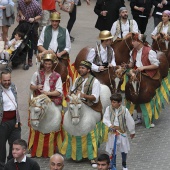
[{"x1": 30, "y1": 94, "x2": 51, "y2": 106}]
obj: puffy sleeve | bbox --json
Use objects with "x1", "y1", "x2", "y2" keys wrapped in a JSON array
[
  {"x1": 148, "y1": 50, "x2": 160, "y2": 66},
  {"x1": 103, "y1": 106, "x2": 112, "y2": 127}
]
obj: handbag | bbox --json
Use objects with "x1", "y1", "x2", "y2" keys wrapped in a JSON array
[{"x1": 60, "y1": 0, "x2": 75, "y2": 13}]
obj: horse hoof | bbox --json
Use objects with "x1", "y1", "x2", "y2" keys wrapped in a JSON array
[{"x1": 150, "y1": 123, "x2": 155, "y2": 128}]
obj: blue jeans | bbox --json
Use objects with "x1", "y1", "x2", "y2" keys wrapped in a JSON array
[{"x1": 111, "y1": 152, "x2": 127, "y2": 168}]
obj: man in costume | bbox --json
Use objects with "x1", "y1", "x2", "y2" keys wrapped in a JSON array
[
  {"x1": 71, "y1": 60, "x2": 101, "y2": 168},
  {"x1": 28, "y1": 53, "x2": 63, "y2": 157},
  {"x1": 50, "y1": 154, "x2": 64, "y2": 170},
  {"x1": 4, "y1": 139, "x2": 40, "y2": 170},
  {"x1": 0, "y1": 70, "x2": 21, "y2": 170},
  {"x1": 87, "y1": 30, "x2": 116, "y2": 72},
  {"x1": 103, "y1": 93, "x2": 135, "y2": 170},
  {"x1": 38, "y1": 12, "x2": 71, "y2": 59},
  {"x1": 97, "y1": 154, "x2": 110, "y2": 170},
  {"x1": 111, "y1": 7, "x2": 138, "y2": 41},
  {"x1": 124, "y1": 33, "x2": 160, "y2": 125}
]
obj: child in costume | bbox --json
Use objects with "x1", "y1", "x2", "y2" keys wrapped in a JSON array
[{"x1": 103, "y1": 93, "x2": 135, "y2": 170}]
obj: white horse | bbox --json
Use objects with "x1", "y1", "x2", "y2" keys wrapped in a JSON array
[
  {"x1": 29, "y1": 94, "x2": 62, "y2": 134},
  {"x1": 63, "y1": 84, "x2": 111, "y2": 136}
]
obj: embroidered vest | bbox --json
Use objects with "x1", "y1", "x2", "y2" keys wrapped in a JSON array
[
  {"x1": 34, "y1": 70, "x2": 62, "y2": 106},
  {"x1": 157, "y1": 21, "x2": 170, "y2": 35},
  {"x1": 43, "y1": 25, "x2": 66, "y2": 52},
  {"x1": 109, "y1": 105, "x2": 126, "y2": 133},
  {"x1": 132, "y1": 46, "x2": 157, "y2": 78},
  {"x1": 113, "y1": 19, "x2": 133, "y2": 42},
  {"x1": 0, "y1": 83, "x2": 20, "y2": 124},
  {"x1": 75, "y1": 75, "x2": 95, "y2": 103},
  {"x1": 93, "y1": 45, "x2": 113, "y2": 66}
]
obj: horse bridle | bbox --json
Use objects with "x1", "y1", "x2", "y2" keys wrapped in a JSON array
[
  {"x1": 124, "y1": 34, "x2": 133, "y2": 51},
  {"x1": 30, "y1": 104, "x2": 45, "y2": 121}
]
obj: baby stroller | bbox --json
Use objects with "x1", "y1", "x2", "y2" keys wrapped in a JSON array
[{"x1": 5, "y1": 22, "x2": 36, "y2": 71}]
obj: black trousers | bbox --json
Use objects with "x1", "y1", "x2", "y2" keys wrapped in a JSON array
[
  {"x1": 133, "y1": 15, "x2": 149, "y2": 34},
  {"x1": 0, "y1": 119, "x2": 21, "y2": 170},
  {"x1": 67, "y1": 5, "x2": 77, "y2": 34}
]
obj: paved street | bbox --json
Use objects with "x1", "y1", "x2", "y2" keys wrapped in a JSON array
[{"x1": 1, "y1": 0, "x2": 170, "y2": 169}]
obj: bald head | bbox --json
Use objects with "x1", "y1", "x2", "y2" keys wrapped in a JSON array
[{"x1": 50, "y1": 154, "x2": 64, "y2": 170}]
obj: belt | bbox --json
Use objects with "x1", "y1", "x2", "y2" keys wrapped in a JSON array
[
  {"x1": 2, "y1": 110, "x2": 16, "y2": 122},
  {"x1": 109, "y1": 126, "x2": 126, "y2": 134}
]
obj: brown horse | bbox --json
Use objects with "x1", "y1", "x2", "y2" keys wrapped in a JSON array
[
  {"x1": 111, "y1": 33, "x2": 134, "y2": 65},
  {"x1": 152, "y1": 34, "x2": 170, "y2": 67},
  {"x1": 74, "y1": 47, "x2": 126, "y2": 93},
  {"x1": 125, "y1": 52, "x2": 169, "y2": 104}
]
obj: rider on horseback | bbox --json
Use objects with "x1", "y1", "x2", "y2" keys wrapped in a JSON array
[
  {"x1": 37, "y1": 12, "x2": 71, "y2": 59},
  {"x1": 86, "y1": 31, "x2": 116, "y2": 72},
  {"x1": 71, "y1": 60, "x2": 101, "y2": 167},
  {"x1": 28, "y1": 53, "x2": 63, "y2": 157},
  {"x1": 151, "y1": 10, "x2": 170, "y2": 42},
  {"x1": 123, "y1": 33, "x2": 160, "y2": 125},
  {"x1": 111, "y1": 7, "x2": 138, "y2": 42},
  {"x1": 125, "y1": 33, "x2": 160, "y2": 79}
]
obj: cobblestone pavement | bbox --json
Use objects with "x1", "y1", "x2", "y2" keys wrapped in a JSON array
[{"x1": 2, "y1": 0, "x2": 170, "y2": 170}]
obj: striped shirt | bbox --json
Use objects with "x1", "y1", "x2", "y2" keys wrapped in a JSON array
[{"x1": 18, "y1": 0, "x2": 42, "y2": 22}]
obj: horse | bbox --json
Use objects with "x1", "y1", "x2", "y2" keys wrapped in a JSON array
[
  {"x1": 152, "y1": 34, "x2": 170, "y2": 67},
  {"x1": 29, "y1": 94, "x2": 62, "y2": 134},
  {"x1": 125, "y1": 52, "x2": 169, "y2": 104},
  {"x1": 63, "y1": 84, "x2": 111, "y2": 136}
]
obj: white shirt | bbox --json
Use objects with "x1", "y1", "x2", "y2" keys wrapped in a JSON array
[
  {"x1": 151, "y1": 23, "x2": 169, "y2": 36},
  {"x1": 38, "y1": 26, "x2": 71, "y2": 53},
  {"x1": 103, "y1": 106, "x2": 135, "y2": 154},
  {"x1": 2, "y1": 86, "x2": 17, "y2": 111},
  {"x1": 31, "y1": 72, "x2": 63, "y2": 94},
  {"x1": 130, "y1": 47, "x2": 160, "y2": 67},
  {"x1": 103, "y1": 106, "x2": 135, "y2": 134},
  {"x1": 14, "y1": 155, "x2": 26, "y2": 163},
  {"x1": 71, "y1": 77, "x2": 101, "y2": 103},
  {"x1": 111, "y1": 19, "x2": 139, "y2": 38},
  {"x1": 87, "y1": 44, "x2": 116, "y2": 72}
]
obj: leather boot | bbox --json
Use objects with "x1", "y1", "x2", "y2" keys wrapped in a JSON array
[{"x1": 28, "y1": 59, "x2": 33, "y2": 67}]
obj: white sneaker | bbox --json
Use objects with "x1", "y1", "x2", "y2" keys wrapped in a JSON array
[
  {"x1": 135, "y1": 118, "x2": 142, "y2": 124},
  {"x1": 150, "y1": 123, "x2": 155, "y2": 128},
  {"x1": 123, "y1": 167, "x2": 128, "y2": 170},
  {"x1": 2, "y1": 61, "x2": 7, "y2": 65},
  {"x1": 91, "y1": 160, "x2": 97, "y2": 168}
]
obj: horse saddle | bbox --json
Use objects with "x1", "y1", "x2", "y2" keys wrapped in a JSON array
[{"x1": 142, "y1": 70, "x2": 160, "y2": 80}]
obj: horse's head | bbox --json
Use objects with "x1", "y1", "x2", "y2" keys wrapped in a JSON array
[
  {"x1": 152, "y1": 33, "x2": 169, "y2": 52},
  {"x1": 126, "y1": 71, "x2": 140, "y2": 97},
  {"x1": 29, "y1": 94, "x2": 51, "y2": 128},
  {"x1": 109, "y1": 66, "x2": 127, "y2": 93},
  {"x1": 68, "y1": 93, "x2": 82, "y2": 125}
]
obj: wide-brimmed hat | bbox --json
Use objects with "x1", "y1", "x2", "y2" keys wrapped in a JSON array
[
  {"x1": 50, "y1": 12, "x2": 61, "y2": 21},
  {"x1": 98, "y1": 30, "x2": 113, "y2": 40}
]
